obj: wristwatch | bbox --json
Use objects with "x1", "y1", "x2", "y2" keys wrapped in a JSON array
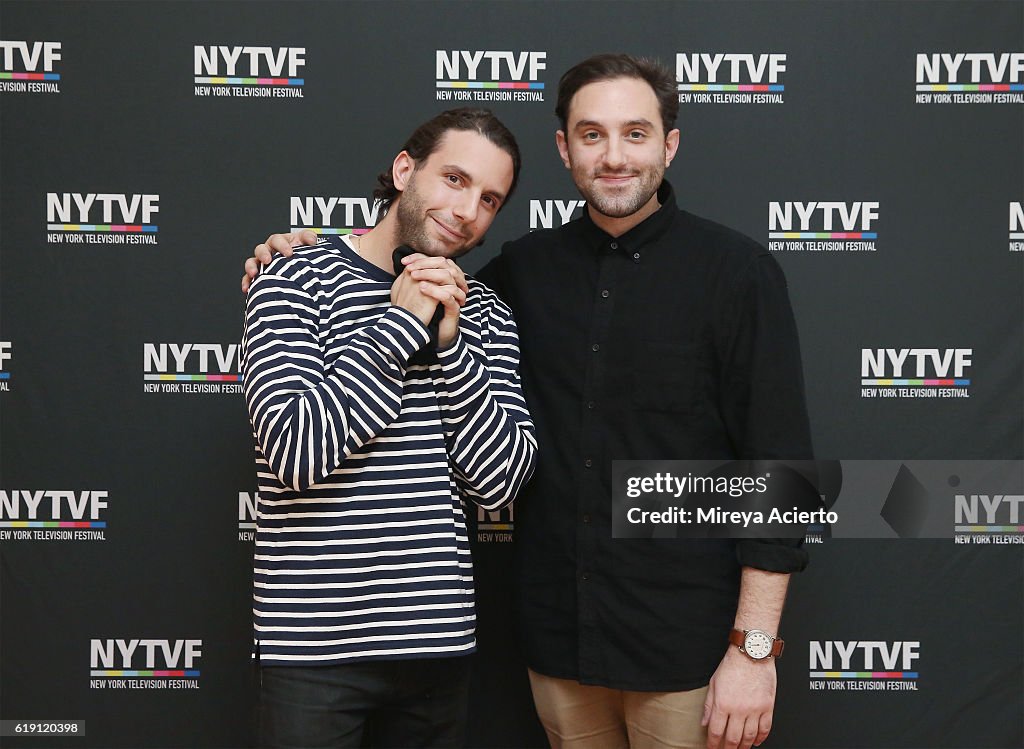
[{"x1": 729, "y1": 628, "x2": 785, "y2": 660}]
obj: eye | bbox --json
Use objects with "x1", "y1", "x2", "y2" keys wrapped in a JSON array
[
  {"x1": 628, "y1": 130, "x2": 646, "y2": 140},
  {"x1": 482, "y1": 195, "x2": 499, "y2": 210},
  {"x1": 447, "y1": 174, "x2": 462, "y2": 185},
  {"x1": 582, "y1": 131, "x2": 601, "y2": 141}
]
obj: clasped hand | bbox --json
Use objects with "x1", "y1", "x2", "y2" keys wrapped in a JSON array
[{"x1": 391, "y1": 253, "x2": 468, "y2": 349}]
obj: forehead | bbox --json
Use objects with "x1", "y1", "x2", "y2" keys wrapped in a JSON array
[
  {"x1": 566, "y1": 76, "x2": 662, "y2": 130},
  {"x1": 422, "y1": 129, "x2": 514, "y2": 191}
]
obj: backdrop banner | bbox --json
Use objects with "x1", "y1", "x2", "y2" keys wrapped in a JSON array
[{"x1": 1, "y1": 2, "x2": 1021, "y2": 747}]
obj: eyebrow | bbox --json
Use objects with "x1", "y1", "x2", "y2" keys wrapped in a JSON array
[
  {"x1": 441, "y1": 163, "x2": 507, "y2": 204},
  {"x1": 573, "y1": 118, "x2": 656, "y2": 130}
]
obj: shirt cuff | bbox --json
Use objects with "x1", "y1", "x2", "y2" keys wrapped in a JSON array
[
  {"x1": 364, "y1": 306, "x2": 432, "y2": 366},
  {"x1": 736, "y1": 540, "x2": 809, "y2": 573},
  {"x1": 435, "y1": 331, "x2": 465, "y2": 361}
]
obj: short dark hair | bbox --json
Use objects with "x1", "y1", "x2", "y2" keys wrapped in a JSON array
[
  {"x1": 555, "y1": 54, "x2": 679, "y2": 135},
  {"x1": 373, "y1": 108, "x2": 521, "y2": 215}
]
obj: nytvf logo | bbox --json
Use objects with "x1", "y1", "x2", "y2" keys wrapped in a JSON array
[
  {"x1": 436, "y1": 50, "x2": 546, "y2": 82},
  {"x1": 676, "y1": 53, "x2": 786, "y2": 84},
  {"x1": 47, "y1": 193, "x2": 159, "y2": 225},
  {"x1": 1011, "y1": 203, "x2": 1023, "y2": 248},
  {"x1": 239, "y1": 491, "x2": 256, "y2": 541},
  {"x1": 916, "y1": 53, "x2": 1024, "y2": 84},
  {"x1": 290, "y1": 196, "x2": 380, "y2": 233},
  {"x1": 810, "y1": 640, "x2": 920, "y2": 672},
  {"x1": 0, "y1": 40, "x2": 60, "y2": 72},
  {"x1": 955, "y1": 494, "x2": 1023, "y2": 525},
  {"x1": 0, "y1": 490, "x2": 108, "y2": 521},
  {"x1": 144, "y1": 343, "x2": 240, "y2": 374},
  {"x1": 770, "y1": 202, "x2": 879, "y2": 232},
  {"x1": 861, "y1": 349, "x2": 971, "y2": 379},
  {"x1": 194, "y1": 46, "x2": 305, "y2": 77},
  {"x1": 529, "y1": 199, "x2": 586, "y2": 230},
  {"x1": 90, "y1": 639, "x2": 202, "y2": 671},
  {"x1": 476, "y1": 503, "x2": 514, "y2": 543}
]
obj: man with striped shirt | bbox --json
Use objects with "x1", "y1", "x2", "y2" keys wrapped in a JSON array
[{"x1": 242, "y1": 108, "x2": 537, "y2": 747}]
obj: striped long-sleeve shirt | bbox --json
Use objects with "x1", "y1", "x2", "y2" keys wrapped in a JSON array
[{"x1": 242, "y1": 238, "x2": 536, "y2": 665}]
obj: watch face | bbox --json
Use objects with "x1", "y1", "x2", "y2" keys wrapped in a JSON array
[{"x1": 744, "y1": 630, "x2": 773, "y2": 659}]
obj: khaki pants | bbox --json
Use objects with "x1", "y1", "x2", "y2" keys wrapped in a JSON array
[{"x1": 528, "y1": 669, "x2": 708, "y2": 749}]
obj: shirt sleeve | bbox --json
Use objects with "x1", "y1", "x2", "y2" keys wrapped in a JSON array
[
  {"x1": 717, "y1": 253, "x2": 813, "y2": 573},
  {"x1": 243, "y1": 270, "x2": 430, "y2": 492},
  {"x1": 434, "y1": 291, "x2": 537, "y2": 511}
]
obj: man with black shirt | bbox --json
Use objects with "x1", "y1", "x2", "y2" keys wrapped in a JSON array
[
  {"x1": 481, "y1": 55, "x2": 810, "y2": 749},
  {"x1": 245, "y1": 55, "x2": 811, "y2": 749}
]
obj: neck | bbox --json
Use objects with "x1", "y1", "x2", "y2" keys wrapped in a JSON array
[
  {"x1": 355, "y1": 211, "x2": 401, "y2": 274},
  {"x1": 587, "y1": 191, "x2": 661, "y2": 238}
]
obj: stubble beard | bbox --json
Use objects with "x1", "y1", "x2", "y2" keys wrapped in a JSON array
[
  {"x1": 573, "y1": 162, "x2": 664, "y2": 219},
  {"x1": 394, "y1": 177, "x2": 472, "y2": 258}
]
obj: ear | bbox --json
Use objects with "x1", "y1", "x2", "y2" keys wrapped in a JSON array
[
  {"x1": 555, "y1": 130, "x2": 571, "y2": 170},
  {"x1": 392, "y1": 150, "x2": 416, "y2": 192},
  {"x1": 664, "y1": 128, "x2": 680, "y2": 168}
]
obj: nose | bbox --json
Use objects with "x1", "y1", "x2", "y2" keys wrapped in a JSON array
[
  {"x1": 452, "y1": 190, "x2": 479, "y2": 224},
  {"x1": 602, "y1": 137, "x2": 626, "y2": 170}
]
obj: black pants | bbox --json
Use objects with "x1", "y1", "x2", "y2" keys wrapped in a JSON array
[{"x1": 259, "y1": 656, "x2": 471, "y2": 748}]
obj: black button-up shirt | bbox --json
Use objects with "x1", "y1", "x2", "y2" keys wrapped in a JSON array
[{"x1": 477, "y1": 182, "x2": 812, "y2": 691}]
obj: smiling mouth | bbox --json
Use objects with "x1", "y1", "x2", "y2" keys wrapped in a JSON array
[{"x1": 431, "y1": 216, "x2": 467, "y2": 241}]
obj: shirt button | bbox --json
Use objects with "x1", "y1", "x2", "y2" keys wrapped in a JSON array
[
  {"x1": 591, "y1": 343, "x2": 600, "y2": 352},
  {"x1": 587, "y1": 400, "x2": 595, "y2": 409},
  {"x1": 582, "y1": 514, "x2": 592, "y2": 524},
  {"x1": 584, "y1": 458, "x2": 593, "y2": 468},
  {"x1": 610, "y1": 242, "x2": 619, "y2": 250},
  {"x1": 581, "y1": 573, "x2": 590, "y2": 581},
  {"x1": 601, "y1": 289, "x2": 610, "y2": 298},
  {"x1": 632, "y1": 252, "x2": 641, "y2": 263}
]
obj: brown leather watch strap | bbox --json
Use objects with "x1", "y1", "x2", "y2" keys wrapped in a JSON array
[
  {"x1": 728, "y1": 628, "x2": 746, "y2": 648},
  {"x1": 729, "y1": 628, "x2": 785, "y2": 658}
]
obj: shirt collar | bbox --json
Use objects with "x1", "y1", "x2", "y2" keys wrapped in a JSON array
[{"x1": 579, "y1": 180, "x2": 677, "y2": 252}]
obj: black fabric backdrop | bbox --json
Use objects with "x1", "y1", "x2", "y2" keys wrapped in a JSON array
[{"x1": 1, "y1": 2, "x2": 1021, "y2": 747}]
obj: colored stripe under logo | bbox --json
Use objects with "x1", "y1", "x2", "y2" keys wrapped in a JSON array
[
  {"x1": 48, "y1": 224, "x2": 158, "y2": 232},
  {"x1": 916, "y1": 83, "x2": 1024, "y2": 92},
  {"x1": 954, "y1": 525, "x2": 1024, "y2": 533},
  {"x1": 0, "y1": 521, "x2": 106, "y2": 528},
  {"x1": 770, "y1": 232, "x2": 877, "y2": 239},
  {"x1": 678, "y1": 84, "x2": 784, "y2": 92},
  {"x1": 436, "y1": 81, "x2": 544, "y2": 89},
  {"x1": 91, "y1": 670, "x2": 200, "y2": 677},
  {"x1": 144, "y1": 374, "x2": 241, "y2": 382},
  {"x1": 0, "y1": 72, "x2": 61, "y2": 80},
  {"x1": 194, "y1": 77, "x2": 303, "y2": 85},
  {"x1": 861, "y1": 379, "x2": 970, "y2": 386},
  {"x1": 809, "y1": 671, "x2": 918, "y2": 678},
  {"x1": 289, "y1": 227, "x2": 370, "y2": 235}
]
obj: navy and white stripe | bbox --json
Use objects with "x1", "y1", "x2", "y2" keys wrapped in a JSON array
[{"x1": 242, "y1": 237, "x2": 536, "y2": 664}]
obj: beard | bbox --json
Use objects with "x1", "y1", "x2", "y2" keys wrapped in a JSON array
[
  {"x1": 572, "y1": 161, "x2": 664, "y2": 219},
  {"x1": 393, "y1": 175, "x2": 474, "y2": 258}
]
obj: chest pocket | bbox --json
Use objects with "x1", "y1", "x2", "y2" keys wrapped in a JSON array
[{"x1": 627, "y1": 341, "x2": 698, "y2": 413}]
